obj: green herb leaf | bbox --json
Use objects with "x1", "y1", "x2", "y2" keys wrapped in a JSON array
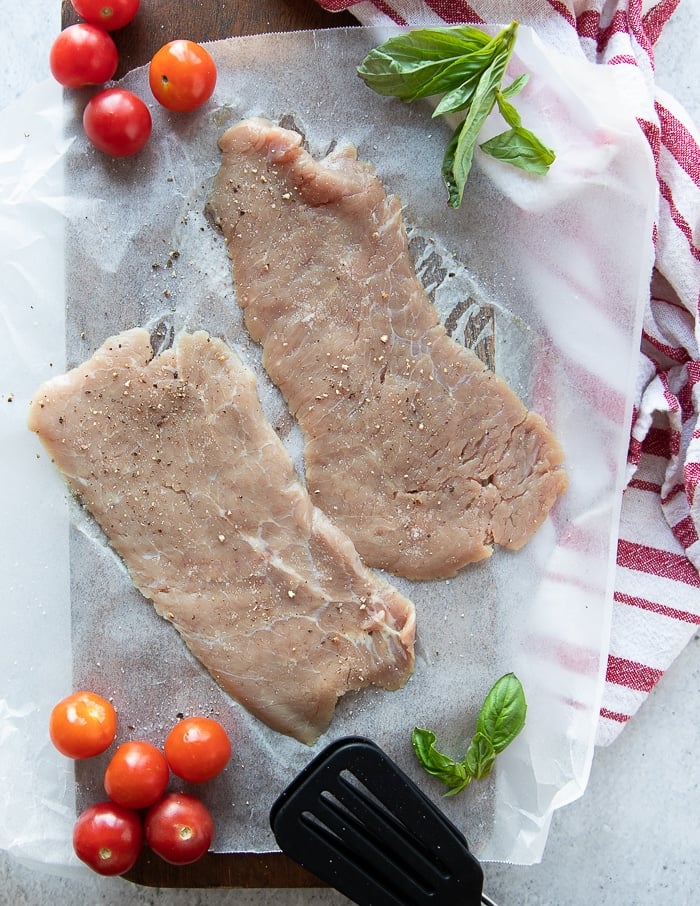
[
  {"x1": 430, "y1": 27, "x2": 513, "y2": 117},
  {"x1": 431, "y1": 70, "x2": 483, "y2": 117},
  {"x1": 501, "y1": 73, "x2": 529, "y2": 99},
  {"x1": 441, "y1": 124, "x2": 463, "y2": 208},
  {"x1": 480, "y1": 126, "x2": 556, "y2": 175},
  {"x1": 482, "y1": 89, "x2": 555, "y2": 174},
  {"x1": 475, "y1": 672, "x2": 527, "y2": 753},
  {"x1": 495, "y1": 89, "x2": 522, "y2": 128},
  {"x1": 357, "y1": 21, "x2": 554, "y2": 206},
  {"x1": 411, "y1": 727, "x2": 472, "y2": 794},
  {"x1": 441, "y1": 22, "x2": 518, "y2": 207},
  {"x1": 412, "y1": 673, "x2": 527, "y2": 796},
  {"x1": 463, "y1": 731, "x2": 497, "y2": 780},
  {"x1": 357, "y1": 52, "x2": 468, "y2": 103},
  {"x1": 357, "y1": 26, "x2": 492, "y2": 101}
]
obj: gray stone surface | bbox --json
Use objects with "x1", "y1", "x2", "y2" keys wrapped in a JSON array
[{"x1": 1, "y1": 2, "x2": 698, "y2": 904}]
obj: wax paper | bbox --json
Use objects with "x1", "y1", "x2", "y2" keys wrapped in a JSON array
[{"x1": 0, "y1": 26, "x2": 657, "y2": 874}]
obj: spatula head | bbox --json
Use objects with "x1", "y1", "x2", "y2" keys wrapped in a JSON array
[{"x1": 270, "y1": 736, "x2": 484, "y2": 905}]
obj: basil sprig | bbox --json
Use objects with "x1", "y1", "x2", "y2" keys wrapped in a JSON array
[
  {"x1": 412, "y1": 673, "x2": 527, "y2": 796},
  {"x1": 357, "y1": 22, "x2": 555, "y2": 207}
]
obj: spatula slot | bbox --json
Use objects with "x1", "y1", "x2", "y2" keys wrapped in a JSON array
[
  {"x1": 270, "y1": 737, "x2": 485, "y2": 906},
  {"x1": 321, "y1": 789, "x2": 444, "y2": 894},
  {"x1": 300, "y1": 802, "x2": 440, "y2": 902},
  {"x1": 334, "y1": 770, "x2": 453, "y2": 878}
]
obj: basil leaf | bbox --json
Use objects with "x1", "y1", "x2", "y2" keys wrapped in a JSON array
[
  {"x1": 487, "y1": 90, "x2": 555, "y2": 173},
  {"x1": 442, "y1": 775, "x2": 472, "y2": 797},
  {"x1": 501, "y1": 73, "x2": 529, "y2": 99},
  {"x1": 441, "y1": 124, "x2": 463, "y2": 208},
  {"x1": 431, "y1": 28, "x2": 510, "y2": 116},
  {"x1": 412, "y1": 727, "x2": 472, "y2": 794},
  {"x1": 412, "y1": 673, "x2": 528, "y2": 796},
  {"x1": 411, "y1": 59, "x2": 482, "y2": 106},
  {"x1": 444, "y1": 66, "x2": 501, "y2": 205},
  {"x1": 475, "y1": 672, "x2": 527, "y2": 753},
  {"x1": 358, "y1": 21, "x2": 553, "y2": 206},
  {"x1": 495, "y1": 90, "x2": 522, "y2": 128},
  {"x1": 463, "y1": 731, "x2": 497, "y2": 780},
  {"x1": 358, "y1": 52, "x2": 467, "y2": 102},
  {"x1": 431, "y1": 70, "x2": 484, "y2": 117},
  {"x1": 361, "y1": 25, "x2": 492, "y2": 67},
  {"x1": 411, "y1": 727, "x2": 454, "y2": 776},
  {"x1": 480, "y1": 126, "x2": 556, "y2": 174},
  {"x1": 357, "y1": 26, "x2": 491, "y2": 101},
  {"x1": 442, "y1": 22, "x2": 519, "y2": 207}
]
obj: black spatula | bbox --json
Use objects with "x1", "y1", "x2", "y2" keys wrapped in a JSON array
[{"x1": 270, "y1": 736, "x2": 496, "y2": 905}]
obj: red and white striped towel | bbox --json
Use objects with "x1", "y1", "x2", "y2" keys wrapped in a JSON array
[{"x1": 317, "y1": 0, "x2": 700, "y2": 746}]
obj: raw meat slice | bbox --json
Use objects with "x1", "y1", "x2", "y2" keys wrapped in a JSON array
[
  {"x1": 27, "y1": 329, "x2": 415, "y2": 744},
  {"x1": 207, "y1": 118, "x2": 568, "y2": 580}
]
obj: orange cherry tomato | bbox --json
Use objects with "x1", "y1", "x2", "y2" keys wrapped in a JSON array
[
  {"x1": 148, "y1": 40, "x2": 217, "y2": 112},
  {"x1": 104, "y1": 740, "x2": 170, "y2": 810},
  {"x1": 49, "y1": 691, "x2": 117, "y2": 759},
  {"x1": 164, "y1": 716, "x2": 231, "y2": 783}
]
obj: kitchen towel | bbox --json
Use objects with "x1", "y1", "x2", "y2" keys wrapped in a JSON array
[{"x1": 316, "y1": 0, "x2": 700, "y2": 745}]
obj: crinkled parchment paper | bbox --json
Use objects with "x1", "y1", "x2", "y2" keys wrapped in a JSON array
[{"x1": 0, "y1": 26, "x2": 657, "y2": 874}]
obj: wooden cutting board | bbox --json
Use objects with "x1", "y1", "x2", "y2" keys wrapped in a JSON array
[
  {"x1": 59, "y1": 0, "x2": 357, "y2": 889},
  {"x1": 62, "y1": 0, "x2": 357, "y2": 76}
]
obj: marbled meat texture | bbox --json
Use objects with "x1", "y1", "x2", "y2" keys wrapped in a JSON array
[
  {"x1": 27, "y1": 329, "x2": 415, "y2": 744},
  {"x1": 208, "y1": 118, "x2": 568, "y2": 580}
]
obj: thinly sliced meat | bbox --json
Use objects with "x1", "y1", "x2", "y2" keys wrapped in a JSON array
[
  {"x1": 27, "y1": 329, "x2": 415, "y2": 744},
  {"x1": 207, "y1": 118, "x2": 568, "y2": 580}
]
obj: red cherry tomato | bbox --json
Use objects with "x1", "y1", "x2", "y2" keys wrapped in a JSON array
[
  {"x1": 49, "y1": 690, "x2": 117, "y2": 759},
  {"x1": 73, "y1": 801, "x2": 143, "y2": 875},
  {"x1": 148, "y1": 40, "x2": 217, "y2": 112},
  {"x1": 83, "y1": 88, "x2": 152, "y2": 157},
  {"x1": 49, "y1": 24, "x2": 118, "y2": 88},
  {"x1": 145, "y1": 793, "x2": 214, "y2": 865},
  {"x1": 104, "y1": 741, "x2": 170, "y2": 810},
  {"x1": 164, "y1": 716, "x2": 231, "y2": 783},
  {"x1": 71, "y1": 0, "x2": 140, "y2": 31}
]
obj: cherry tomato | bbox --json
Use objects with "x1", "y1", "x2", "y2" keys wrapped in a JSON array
[
  {"x1": 49, "y1": 24, "x2": 118, "y2": 88},
  {"x1": 71, "y1": 0, "x2": 140, "y2": 31},
  {"x1": 104, "y1": 741, "x2": 170, "y2": 810},
  {"x1": 145, "y1": 793, "x2": 214, "y2": 865},
  {"x1": 148, "y1": 40, "x2": 217, "y2": 112},
  {"x1": 83, "y1": 88, "x2": 152, "y2": 157},
  {"x1": 73, "y1": 801, "x2": 143, "y2": 875},
  {"x1": 49, "y1": 690, "x2": 117, "y2": 759},
  {"x1": 164, "y1": 716, "x2": 231, "y2": 783}
]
